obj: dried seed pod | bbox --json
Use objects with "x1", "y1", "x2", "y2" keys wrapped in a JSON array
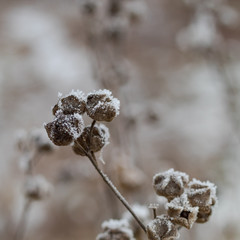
[
  {"x1": 72, "y1": 124, "x2": 109, "y2": 155},
  {"x1": 196, "y1": 206, "x2": 212, "y2": 223},
  {"x1": 96, "y1": 219, "x2": 135, "y2": 240},
  {"x1": 86, "y1": 89, "x2": 120, "y2": 122},
  {"x1": 167, "y1": 194, "x2": 198, "y2": 229},
  {"x1": 24, "y1": 175, "x2": 52, "y2": 200},
  {"x1": 146, "y1": 215, "x2": 179, "y2": 240},
  {"x1": 187, "y1": 178, "x2": 217, "y2": 207},
  {"x1": 187, "y1": 178, "x2": 217, "y2": 223},
  {"x1": 44, "y1": 113, "x2": 84, "y2": 146},
  {"x1": 52, "y1": 90, "x2": 86, "y2": 115},
  {"x1": 153, "y1": 169, "x2": 189, "y2": 201}
]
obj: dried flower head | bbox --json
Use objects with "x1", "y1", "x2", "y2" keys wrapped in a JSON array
[
  {"x1": 52, "y1": 90, "x2": 86, "y2": 115},
  {"x1": 86, "y1": 89, "x2": 120, "y2": 122},
  {"x1": 24, "y1": 175, "x2": 52, "y2": 200},
  {"x1": 187, "y1": 179, "x2": 217, "y2": 223},
  {"x1": 153, "y1": 169, "x2": 189, "y2": 201},
  {"x1": 72, "y1": 124, "x2": 109, "y2": 155},
  {"x1": 167, "y1": 194, "x2": 198, "y2": 229},
  {"x1": 96, "y1": 219, "x2": 135, "y2": 240},
  {"x1": 146, "y1": 215, "x2": 179, "y2": 240},
  {"x1": 44, "y1": 113, "x2": 84, "y2": 146}
]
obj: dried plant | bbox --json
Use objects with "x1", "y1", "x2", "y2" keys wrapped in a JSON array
[{"x1": 44, "y1": 89, "x2": 218, "y2": 240}]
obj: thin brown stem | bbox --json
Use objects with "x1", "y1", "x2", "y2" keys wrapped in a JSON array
[
  {"x1": 88, "y1": 151, "x2": 146, "y2": 233},
  {"x1": 75, "y1": 141, "x2": 146, "y2": 232}
]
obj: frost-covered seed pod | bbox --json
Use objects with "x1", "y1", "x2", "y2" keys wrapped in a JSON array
[
  {"x1": 195, "y1": 206, "x2": 212, "y2": 223},
  {"x1": 52, "y1": 91, "x2": 86, "y2": 115},
  {"x1": 72, "y1": 124, "x2": 109, "y2": 155},
  {"x1": 44, "y1": 113, "x2": 84, "y2": 146},
  {"x1": 96, "y1": 219, "x2": 135, "y2": 240},
  {"x1": 187, "y1": 179, "x2": 217, "y2": 207},
  {"x1": 86, "y1": 89, "x2": 120, "y2": 122},
  {"x1": 187, "y1": 179, "x2": 217, "y2": 223},
  {"x1": 146, "y1": 215, "x2": 179, "y2": 240},
  {"x1": 167, "y1": 194, "x2": 198, "y2": 229},
  {"x1": 153, "y1": 169, "x2": 189, "y2": 200},
  {"x1": 24, "y1": 175, "x2": 52, "y2": 200}
]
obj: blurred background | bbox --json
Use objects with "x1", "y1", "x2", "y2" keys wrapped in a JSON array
[{"x1": 0, "y1": 0, "x2": 240, "y2": 239}]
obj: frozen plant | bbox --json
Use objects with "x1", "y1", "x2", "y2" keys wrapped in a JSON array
[
  {"x1": 44, "y1": 89, "x2": 146, "y2": 233},
  {"x1": 44, "y1": 91, "x2": 218, "y2": 240}
]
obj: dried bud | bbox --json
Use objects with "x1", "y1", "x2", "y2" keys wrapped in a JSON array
[
  {"x1": 196, "y1": 206, "x2": 212, "y2": 223},
  {"x1": 24, "y1": 175, "x2": 52, "y2": 200},
  {"x1": 86, "y1": 89, "x2": 120, "y2": 122},
  {"x1": 72, "y1": 124, "x2": 109, "y2": 155},
  {"x1": 153, "y1": 169, "x2": 189, "y2": 200},
  {"x1": 146, "y1": 215, "x2": 179, "y2": 240},
  {"x1": 187, "y1": 178, "x2": 217, "y2": 207},
  {"x1": 167, "y1": 194, "x2": 198, "y2": 229},
  {"x1": 52, "y1": 90, "x2": 86, "y2": 115},
  {"x1": 187, "y1": 178, "x2": 217, "y2": 223},
  {"x1": 44, "y1": 113, "x2": 84, "y2": 146},
  {"x1": 96, "y1": 219, "x2": 135, "y2": 240}
]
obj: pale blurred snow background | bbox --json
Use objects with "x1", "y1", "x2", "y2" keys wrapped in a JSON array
[{"x1": 0, "y1": 0, "x2": 240, "y2": 239}]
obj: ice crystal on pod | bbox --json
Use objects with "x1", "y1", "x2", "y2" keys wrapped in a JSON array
[
  {"x1": 96, "y1": 219, "x2": 135, "y2": 240},
  {"x1": 166, "y1": 193, "x2": 199, "y2": 229},
  {"x1": 153, "y1": 169, "x2": 189, "y2": 200},
  {"x1": 146, "y1": 215, "x2": 179, "y2": 240}
]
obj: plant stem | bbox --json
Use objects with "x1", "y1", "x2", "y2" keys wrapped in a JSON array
[
  {"x1": 75, "y1": 141, "x2": 147, "y2": 233},
  {"x1": 88, "y1": 151, "x2": 146, "y2": 233}
]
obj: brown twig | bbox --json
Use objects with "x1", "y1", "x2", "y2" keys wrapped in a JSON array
[{"x1": 75, "y1": 140, "x2": 147, "y2": 233}]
